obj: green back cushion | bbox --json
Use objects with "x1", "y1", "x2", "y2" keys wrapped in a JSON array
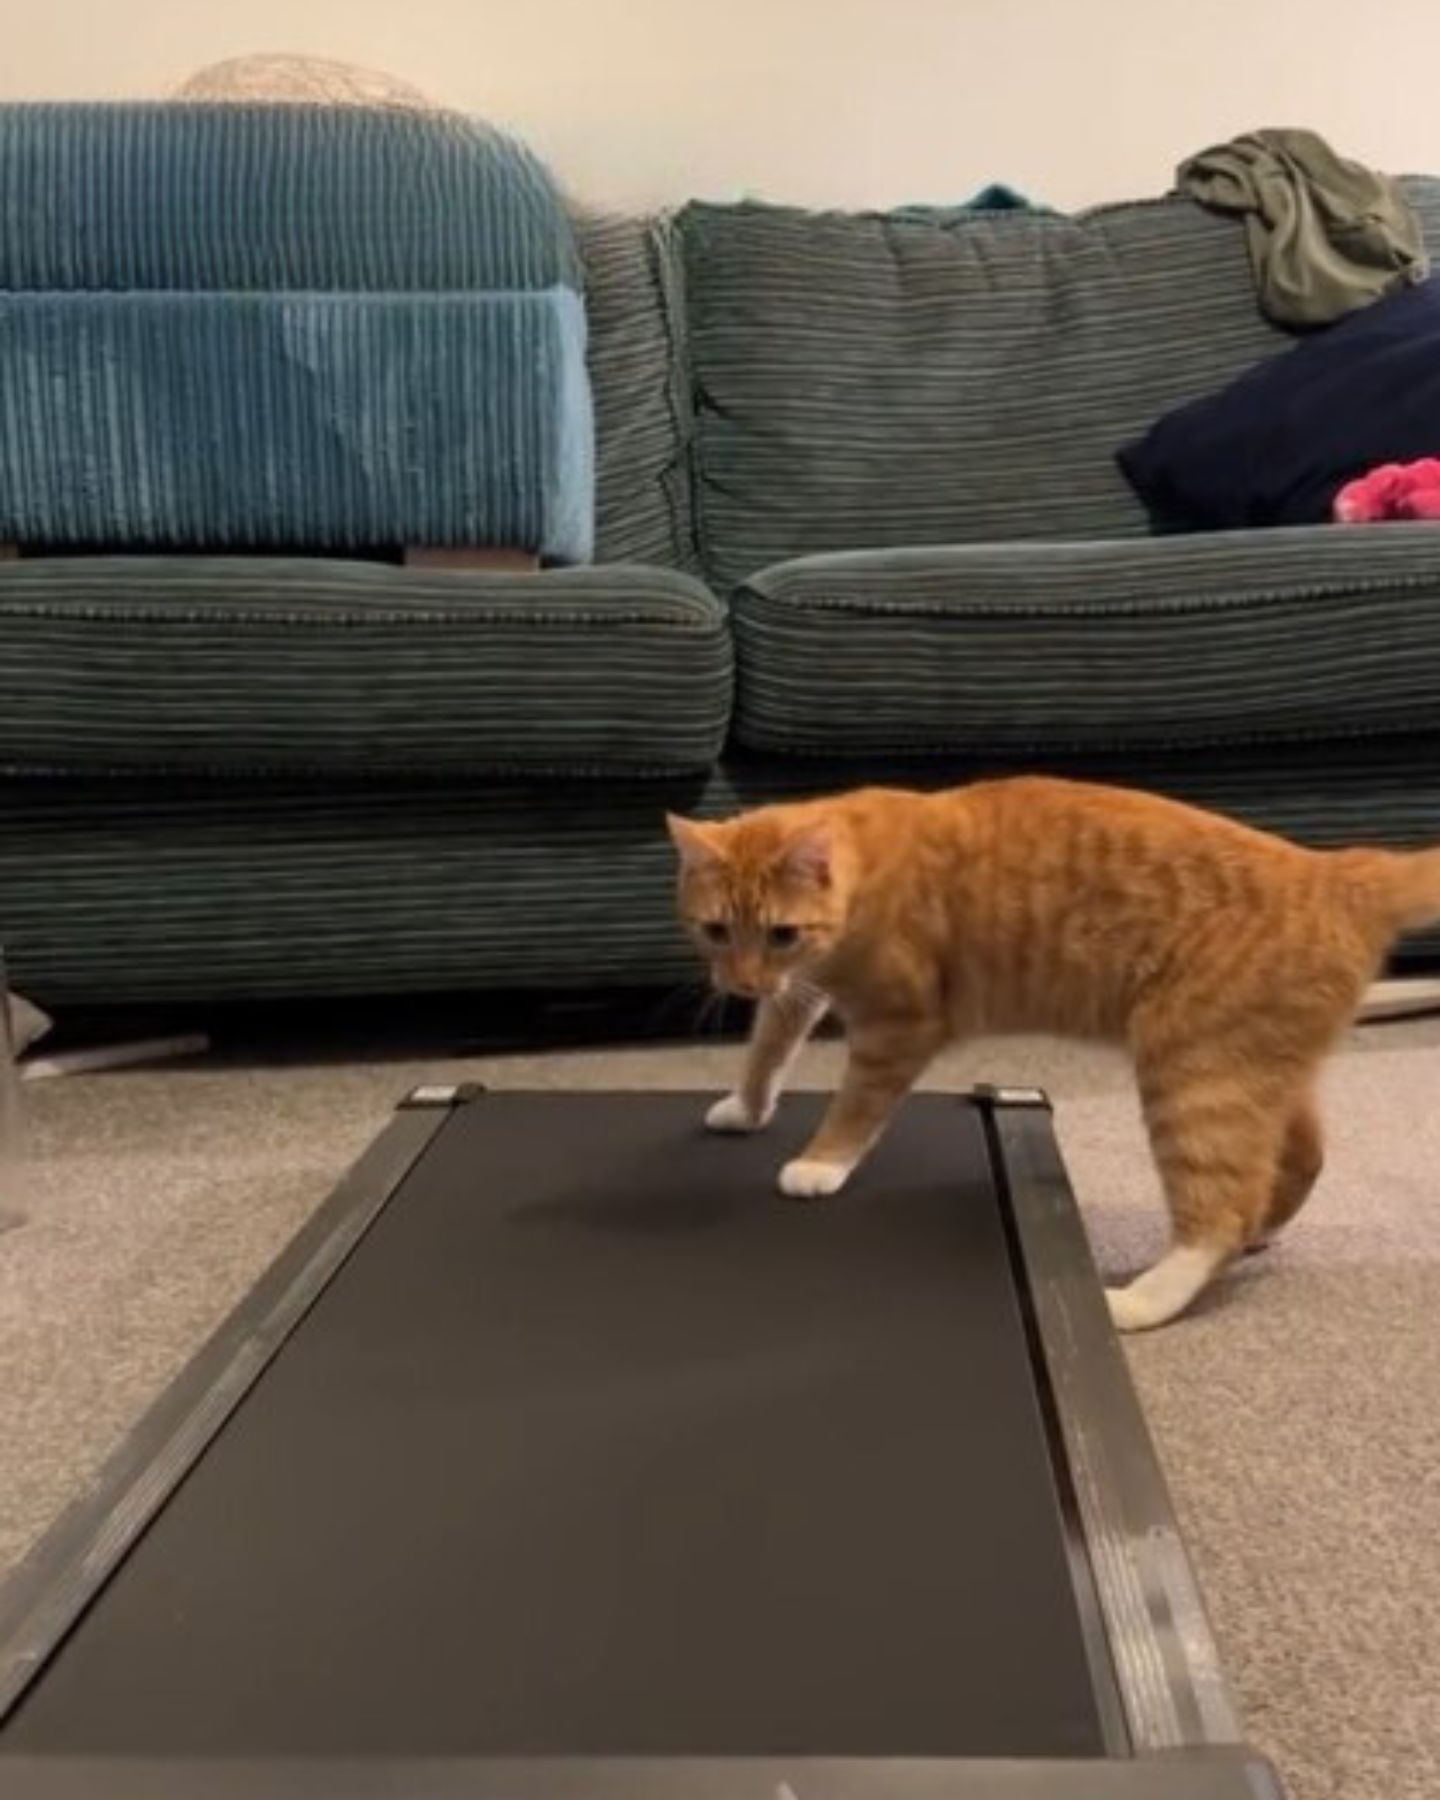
[
  {"x1": 578, "y1": 211, "x2": 695, "y2": 570},
  {"x1": 679, "y1": 184, "x2": 1440, "y2": 590}
]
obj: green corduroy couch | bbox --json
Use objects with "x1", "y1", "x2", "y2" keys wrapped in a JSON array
[{"x1": 4, "y1": 103, "x2": 1440, "y2": 1007}]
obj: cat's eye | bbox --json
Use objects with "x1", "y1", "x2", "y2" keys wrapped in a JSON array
[
  {"x1": 767, "y1": 924, "x2": 801, "y2": 950},
  {"x1": 700, "y1": 920, "x2": 731, "y2": 946}
]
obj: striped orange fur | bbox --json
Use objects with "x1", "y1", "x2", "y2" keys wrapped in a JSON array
[{"x1": 668, "y1": 776, "x2": 1440, "y2": 1329}]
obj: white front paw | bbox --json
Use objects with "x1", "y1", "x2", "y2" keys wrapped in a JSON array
[
  {"x1": 779, "y1": 1157, "x2": 851, "y2": 1199},
  {"x1": 705, "y1": 1092, "x2": 769, "y2": 1133}
]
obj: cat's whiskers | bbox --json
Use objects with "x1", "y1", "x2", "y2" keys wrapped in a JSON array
[
  {"x1": 692, "y1": 985, "x2": 730, "y2": 1039},
  {"x1": 645, "y1": 978, "x2": 709, "y2": 1037}
]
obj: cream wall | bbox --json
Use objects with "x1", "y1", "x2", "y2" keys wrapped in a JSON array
[{"x1": 2, "y1": 0, "x2": 1437, "y2": 212}]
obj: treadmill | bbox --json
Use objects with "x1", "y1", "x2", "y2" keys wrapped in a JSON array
[{"x1": 0, "y1": 1087, "x2": 1282, "y2": 1798}]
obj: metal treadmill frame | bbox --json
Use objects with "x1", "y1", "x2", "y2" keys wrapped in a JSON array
[{"x1": 0, "y1": 1086, "x2": 1281, "y2": 1799}]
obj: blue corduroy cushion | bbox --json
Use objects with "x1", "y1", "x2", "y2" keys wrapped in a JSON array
[
  {"x1": 0, "y1": 102, "x2": 593, "y2": 558},
  {"x1": 0, "y1": 288, "x2": 593, "y2": 562},
  {"x1": 0, "y1": 102, "x2": 580, "y2": 293},
  {"x1": 1117, "y1": 277, "x2": 1440, "y2": 530}
]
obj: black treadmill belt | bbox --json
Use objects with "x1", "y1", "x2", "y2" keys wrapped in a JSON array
[{"x1": 4, "y1": 1091, "x2": 1107, "y2": 1760}]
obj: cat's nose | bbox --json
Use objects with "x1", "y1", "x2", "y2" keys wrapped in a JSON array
[{"x1": 724, "y1": 958, "x2": 766, "y2": 999}]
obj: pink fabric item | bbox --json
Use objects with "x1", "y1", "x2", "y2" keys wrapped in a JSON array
[{"x1": 1333, "y1": 458, "x2": 1440, "y2": 522}]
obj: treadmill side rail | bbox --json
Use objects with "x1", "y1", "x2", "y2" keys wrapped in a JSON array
[
  {"x1": 0, "y1": 1103, "x2": 448, "y2": 1726},
  {"x1": 984, "y1": 1095, "x2": 1243, "y2": 1753},
  {"x1": 0, "y1": 1750, "x2": 1287, "y2": 1800}
]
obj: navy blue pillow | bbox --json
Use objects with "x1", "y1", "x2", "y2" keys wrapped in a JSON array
[{"x1": 1117, "y1": 278, "x2": 1440, "y2": 530}]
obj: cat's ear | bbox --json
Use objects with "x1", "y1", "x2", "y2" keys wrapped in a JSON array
[
  {"x1": 666, "y1": 813, "x2": 726, "y2": 872},
  {"x1": 776, "y1": 825, "x2": 832, "y2": 888}
]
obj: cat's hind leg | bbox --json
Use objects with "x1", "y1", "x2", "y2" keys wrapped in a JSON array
[
  {"x1": 1108, "y1": 1056, "x2": 1295, "y2": 1332},
  {"x1": 1252, "y1": 1092, "x2": 1325, "y2": 1246}
]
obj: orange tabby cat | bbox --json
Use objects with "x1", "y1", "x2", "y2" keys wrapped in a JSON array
[{"x1": 668, "y1": 776, "x2": 1440, "y2": 1330}]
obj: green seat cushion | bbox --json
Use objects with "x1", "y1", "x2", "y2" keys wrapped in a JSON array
[
  {"x1": 732, "y1": 527, "x2": 1440, "y2": 756},
  {"x1": 0, "y1": 557, "x2": 730, "y2": 776}
]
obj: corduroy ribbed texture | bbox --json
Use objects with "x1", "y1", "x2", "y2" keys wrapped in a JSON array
[
  {"x1": 576, "y1": 209, "x2": 695, "y2": 570},
  {"x1": 3, "y1": 121, "x2": 1440, "y2": 1006},
  {"x1": 0, "y1": 558, "x2": 731, "y2": 775},
  {"x1": 679, "y1": 182, "x2": 1440, "y2": 591},
  {"x1": 0, "y1": 102, "x2": 580, "y2": 292},
  {"x1": 731, "y1": 526, "x2": 1440, "y2": 755},
  {"x1": 0, "y1": 289, "x2": 594, "y2": 560},
  {"x1": 3, "y1": 741, "x2": 1440, "y2": 1005},
  {"x1": 0, "y1": 102, "x2": 595, "y2": 556}
]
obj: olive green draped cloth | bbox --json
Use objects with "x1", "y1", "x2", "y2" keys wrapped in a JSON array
[{"x1": 1178, "y1": 128, "x2": 1429, "y2": 327}]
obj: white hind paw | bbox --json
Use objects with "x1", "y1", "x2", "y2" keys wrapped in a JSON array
[
  {"x1": 778, "y1": 1157, "x2": 851, "y2": 1199},
  {"x1": 1106, "y1": 1244, "x2": 1225, "y2": 1333},
  {"x1": 705, "y1": 1093, "x2": 769, "y2": 1133},
  {"x1": 1106, "y1": 1285, "x2": 1166, "y2": 1333}
]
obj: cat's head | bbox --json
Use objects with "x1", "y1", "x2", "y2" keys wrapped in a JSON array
[{"x1": 666, "y1": 809, "x2": 851, "y2": 999}]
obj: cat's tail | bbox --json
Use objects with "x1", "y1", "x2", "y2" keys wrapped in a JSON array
[{"x1": 1380, "y1": 846, "x2": 1440, "y2": 933}]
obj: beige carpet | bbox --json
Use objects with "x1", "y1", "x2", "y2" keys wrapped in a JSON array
[{"x1": 2, "y1": 1022, "x2": 1439, "y2": 1799}]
